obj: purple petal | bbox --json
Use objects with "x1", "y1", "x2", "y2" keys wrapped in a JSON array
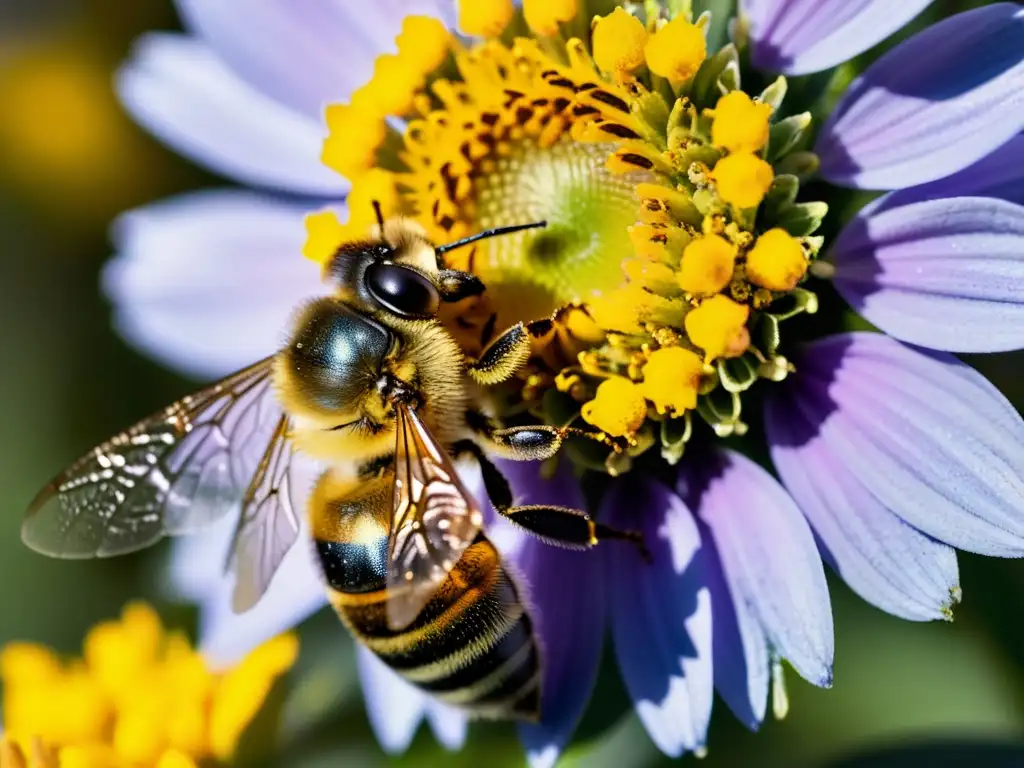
[
  {"x1": 868, "y1": 135, "x2": 1024, "y2": 215},
  {"x1": 686, "y1": 450, "x2": 833, "y2": 687},
  {"x1": 424, "y1": 701, "x2": 469, "y2": 751},
  {"x1": 116, "y1": 34, "x2": 348, "y2": 196},
  {"x1": 356, "y1": 647, "x2": 428, "y2": 754},
  {"x1": 816, "y1": 3, "x2": 1024, "y2": 190},
  {"x1": 604, "y1": 479, "x2": 712, "y2": 757},
  {"x1": 766, "y1": 388, "x2": 960, "y2": 622},
  {"x1": 507, "y1": 461, "x2": 605, "y2": 768},
  {"x1": 166, "y1": 511, "x2": 328, "y2": 668},
  {"x1": 774, "y1": 333, "x2": 1024, "y2": 558},
  {"x1": 175, "y1": 0, "x2": 457, "y2": 118},
  {"x1": 831, "y1": 196, "x2": 1024, "y2": 353},
  {"x1": 701, "y1": 524, "x2": 769, "y2": 730},
  {"x1": 102, "y1": 190, "x2": 328, "y2": 379},
  {"x1": 744, "y1": 0, "x2": 934, "y2": 76}
]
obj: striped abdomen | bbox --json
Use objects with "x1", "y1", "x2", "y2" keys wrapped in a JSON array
[{"x1": 310, "y1": 470, "x2": 542, "y2": 721}]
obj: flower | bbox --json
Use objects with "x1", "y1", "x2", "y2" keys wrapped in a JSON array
[
  {"x1": 0, "y1": 602, "x2": 297, "y2": 767},
  {"x1": 104, "y1": 0, "x2": 1024, "y2": 766}
]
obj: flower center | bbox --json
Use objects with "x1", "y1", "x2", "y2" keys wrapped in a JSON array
[
  {"x1": 472, "y1": 137, "x2": 642, "y2": 328},
  {"x1": 306, "y1": 6, "x2": 830, "y2": 474}
]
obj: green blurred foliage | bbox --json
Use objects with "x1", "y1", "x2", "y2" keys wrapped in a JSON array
[{"x1": 0, "y1": 0, "x2": 1022, "y2": 766}]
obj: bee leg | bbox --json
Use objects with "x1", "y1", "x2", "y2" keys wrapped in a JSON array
[
  {"x1": 465, "y1": 410, "x2": 621, "y2": 461},
  {"x1": 438, "y1": 270, "x2": 485, "y2": 302},
  {"x1": 465, "y1": 318, "x2": 554, "y2": 386},
  {"x1": 452, "y1": 440, "x2": 651, "y2": 562}
]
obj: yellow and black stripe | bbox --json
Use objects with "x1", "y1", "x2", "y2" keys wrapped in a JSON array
[{"x1": 310, "y1": 470, "x2": 542, "y2": 721}]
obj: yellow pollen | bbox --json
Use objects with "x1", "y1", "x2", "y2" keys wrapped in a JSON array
[
  {"x1": 678, "y1": 233, "x2": 736, "y2": 294},
  {"x1": 592, "y1": 9, "x2": 648, "y2": 77},
  {"x1": 640, "y1": 347, "x2": 704, "y2": 414},
  {"x1": 459, "y1": 0, "x2": 514, "y2": 37},
  {"x1": 581, "y1": 376, "x2": 647, "y2": 437},
  {"x1": 746, "y1": 228, "x2": 808, "y2": 291},
  {"x1": 713, "y1": 152, "x2": 774, "y2": 209},
  {"x1": 711, "y1": 91, "x2": 773, "y2": 154},
  {"x1": 523, "y1": 0, "x2": 577, "y2": 36},
  {"x1": 685, "y1": 294, "x2": 751, "y2": 362},
  {"x1": 395, "y1": 16, "x2": 451, "y2": 75},
  {"x1": 321, "y1": 101, "x2": 387, "y2": 180},
  {"x1": 644, "y1": 17, "x2": 707, "y2": 83}
]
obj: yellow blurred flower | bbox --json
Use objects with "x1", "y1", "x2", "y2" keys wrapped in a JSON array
[{"x1": 0, "y1": 602, "x2": 298, "y2": 768}]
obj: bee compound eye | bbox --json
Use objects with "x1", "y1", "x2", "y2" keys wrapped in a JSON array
[{"x1": 364, "y1": 262, "x2": 441, "y2": 319}]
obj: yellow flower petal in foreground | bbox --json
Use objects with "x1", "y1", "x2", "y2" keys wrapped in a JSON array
[
  {"x1": 523, "y1": 0, "x2": 577, "y2": 36},
  {"x1": 209, "y1": 633, "x2": 300, "y2": 761},
  {"x1": 459, "y1": 0, "x2": 514, "y2": 37},
  {"x1": 679, "y1": 234, "x2": 735, "y2": 294},
  {"x1": 685, "y1": 294, "x2": 751, "y2": 362},
  {"x1": 640, "y1": 347, "x2": 704, "y2": 414},
  {"x1": 593, "y1": 8, "x2": 648, "y2": 77},
  {"x1": 0, "y1": 602, "x2": 298, "y2": 767},
  {"x1": 711, "y1": 91, "x2": 773, "y2": 154},
  {"x1": 746, "y1": 228, "x2": 808, "y2": 291},
  {"x1": 713, "y1": 152, "x2": 774, "y2": 209},
  {"x1": 582, "y1": 377, "x2": 647, "y2": 437},
  {"x1": 645, "y1": 17, "x2": 706, "y2": 83}
]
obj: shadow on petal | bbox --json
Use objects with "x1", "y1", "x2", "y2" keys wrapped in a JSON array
[{"x1": 604, "y1": 477, "x2": 713, "y2": 757}]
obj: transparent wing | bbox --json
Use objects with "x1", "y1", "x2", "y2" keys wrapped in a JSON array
[
  {"x1": 23, "y1": 357, "x2": 284, "y2": 559},
  {"x1": 227, "y1": 415, "x2": 316, "y2": 613},
  {"x1": 386, "y1": 403, "x2": 483, "y2": 631}
]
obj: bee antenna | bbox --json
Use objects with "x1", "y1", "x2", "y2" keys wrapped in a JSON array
[
  {"x1": 435, "y1": 221, "x2": 547, "y2": 256},
  {"x1": 371, "y1": 200, "x2": 385, "y2": 231}
]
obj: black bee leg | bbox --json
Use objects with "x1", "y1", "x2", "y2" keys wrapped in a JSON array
[
  {"x1": 465, "y1": 318, "x2": 554, "y2": 386},
  {"x1": 465, "y1": 410, "x2": 621, "y2": 461},
  {"x1": 451, "y1": 440, "x2": 650, "y2": 562},
  {"x1": 437, "y1": 270, "x2": 486, "y2": 302}
]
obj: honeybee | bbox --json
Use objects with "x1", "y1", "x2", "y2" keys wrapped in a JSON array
[{"x1": 22, "y1": 207, "x2": 647, "y2": 722}]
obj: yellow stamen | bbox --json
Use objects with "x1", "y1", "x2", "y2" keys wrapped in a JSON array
[
  {"x1": 684, "y1": 294, "x2": 751, "y2": 362},
  {"x1": 581, "y1": 376, "x2": 647, "y2": 437},
  {"x1": 346, "y1": 168, "x2": 400, "y2": 229},
  {"x1": 678, "y1": 233, "x2": 735, "y2": 294},
  {"x1": 713, "y1": 152, "x2": 774, "y2": 209},
  {"x1": 640, "y1": 347, "x2": 704, "y2": 414},
  {"x1": 710, "y1": 91, "x2": 773, "y2": 154},
  {"x1": 395, "y1": 16, "x2": 451, "y2": 75},
  {"x1": 523, "y1": 0, "x2": 577, "y2": 36},
  {"x1": 592, "y1": 8, "x2": 648, "y2": 77},
  {"x1": 321, "y1": 102, "x2": 387, "y2": 180},
  {"x1": 459, "y1": 0, "x2": 514, "y2": 37},
  {"x1": 644, "y1": 17, "x2": 706, "y2": 83},
  {"x1": 746, "y1": 228, "x2": 808, "y2": 291}
]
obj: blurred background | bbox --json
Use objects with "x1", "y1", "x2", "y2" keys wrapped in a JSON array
[{"x1": 1, "y1": 0, "x2": 1023, "y2": 765}]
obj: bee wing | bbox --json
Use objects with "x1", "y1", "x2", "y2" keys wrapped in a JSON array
[
  {"x1": 386, "y1": 404, "x2": 483, "y2": 632},
  {"x1": 227, "y1": 415, "x2": 317, "y2": 613},
  {"x1": 23, "y1": 357, "x2": 284, "y2": 559}
]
